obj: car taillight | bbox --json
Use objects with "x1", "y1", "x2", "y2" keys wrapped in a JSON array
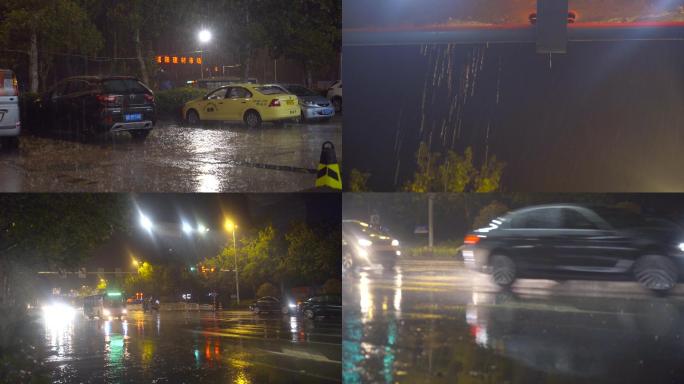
[
  {"x1": 464, "y1": 234, "x2": 481, "y2": 245},
  {"x1": 12, "y1": 77, "x2": 18, "y2": 97},
  {"x1": 144, "y1": 93, "x2": 154, "y2": 103},
  {"x1": 96, "y1": 94, "x2": 118, "y2": 105},
  {"x1": 268, "y1": 99, "x2": 281, "y2": 107}
]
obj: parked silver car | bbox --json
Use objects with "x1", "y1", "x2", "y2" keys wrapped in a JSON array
[
  {"x1": 0, "y1": 69, "x2": 20, "y2": 148},
  {"x1": 274, "y1": 84, "x2": 335, "y2": 123}
]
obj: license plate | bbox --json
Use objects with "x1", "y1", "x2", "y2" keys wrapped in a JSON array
[
  {"x1": 320, "y1": 108, "x2": 333, "y2": 115},
  {"x1": 125, "y1": 113, "x2": 142, "y2": 122}
]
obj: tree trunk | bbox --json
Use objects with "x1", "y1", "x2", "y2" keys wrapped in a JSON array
[
  {"x1": 134, "y1": 27, "x2": 149, "y2": 85},
  {"x1": 29, "y1": 28, "x2": 39, "y2": 93}
]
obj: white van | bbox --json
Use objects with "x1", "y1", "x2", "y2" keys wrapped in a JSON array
[{"x1": 0, "y1": 69, "x2": 20, "y2": 148}]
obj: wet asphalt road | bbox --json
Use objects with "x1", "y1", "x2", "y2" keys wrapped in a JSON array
[
  {"x1": 0, "y1": 118, "x2": 341, "y2": 192},
  {"x1": 343, "y1": 258, "x2": 684, "y2": 384},
  {"x1": 40, "y1": 309, "x2": 341, "y2": 383}
]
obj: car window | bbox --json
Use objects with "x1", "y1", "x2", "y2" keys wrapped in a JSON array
[
  {"x1": 102, "y1": 79, "x2": 148, "y2": 94},
  {"x1": 509, "y1": 208, "x2": 561, "y2": 229},
  {"x1": 562, "y1": 209, "x2": 598, "y2": 230},
  {"x1": 254, "y1": 86, "x2": 286, "y2": 95},
  {"x1": 207, "y1": 88, "x2": 227, "y2": 100},
  {"x1": 593, "y1": 207, "x2": 648, "y2": 229},
  {"x1": 228, "y1": 87, "x2": 252, "y2": 99},
  {"x1": 0, "y1": 71, "x2": 17, "y2": 96},
  {"x1": 285, "y1": 85, "x2": 317, "y2": 96}
]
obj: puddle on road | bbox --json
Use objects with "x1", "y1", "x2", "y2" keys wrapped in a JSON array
[{"x1": 0, "y1": 121, "x2": 341, "y2": 192}]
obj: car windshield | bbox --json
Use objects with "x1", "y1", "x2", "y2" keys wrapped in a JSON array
[
  {"x1": 254, "y1": 86, "x2": 286, "y2": 95},
  {"x1": 102, "y1": 79, "x2": 148, "y2": 94},
  {"x1": 284, "y1": 85, "x2": 317, "y2": 96}
]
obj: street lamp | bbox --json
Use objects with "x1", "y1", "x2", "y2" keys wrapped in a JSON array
[
  {"x1": 140, "y1": 213, "x2": 153, "y2": 233},
  {"x1": 224, "y1": 218, "x2": 240, "y2": 304},
  {"x1": 132, "y1": 258, "x2": 139, "y2": 267},
  {"x1": 197, "y1": 29, "x2": 212, "y2": 79},
  {"x1": 198, "y1": 29, "x2": 212, "y2": 44}
]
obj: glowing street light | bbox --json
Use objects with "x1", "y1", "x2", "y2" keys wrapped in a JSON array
[
  {"x1": 132, "y1": 258, "x2": 139, "y2": 267},
  {"x1": 198, "y1": 29, "x2": 212, "y2": 44},
  {"x1": 140, "y1": 213, "x2": 153, "y2": 232},
  {"x1": 224, "y1": 218, "x2": 240, "y2": 304}
]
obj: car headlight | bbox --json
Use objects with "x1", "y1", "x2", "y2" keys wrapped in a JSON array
[
  {"x1": 122, "y1": 309, "x2": 127, "y2": 314},
  {"x1": 678, "y1": 243, "x2": 684, "y2": 252},
  {"x1": 288, "y1": 302, "x2": 296, "y2": 308},
  {"x1": 358, "y1": 238, "x2": 373, "y2": 247},
  {"x1": 102, "y1": 309, "x2": 110, "y2": 316},
  {"x1": 391, "y1": 239, "x2": 399, "y2": 247}
]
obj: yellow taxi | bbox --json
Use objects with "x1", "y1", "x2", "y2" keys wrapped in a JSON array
[{"x1": 182, "y1": 83, "x2": 300, "y2": 128}]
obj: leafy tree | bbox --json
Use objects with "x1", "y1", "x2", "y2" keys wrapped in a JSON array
[
  {"x1": 349, "y1": 169, "x2": 371, "y2": 192},
  {"x1": 241, "y1": 225, "x2": 281, "y2": 292},
  {"x1": 0, "y1": 0, "x2": 102, "y2": 92},
  {"x1": 404, "y1": 142, "x2": 440, "y2": 192},
  {"x1": 251, "y1": 0, "x2": 341, "y2": 86},
  {"x1": 278, "y1": 221, "x2": 340, "y2": 287},
  {"x1": 404, "y1": 142, "x2": 506, "y2": 192},
  {"x1": 439, "y1": 147, "x2": 476, "y2": 192},
  {"x1": 475, "y1": 155, "x2": 506, "y2": 192},
  {"x1": 0, "y1": 194, "x2": 127, "y2": 306}
]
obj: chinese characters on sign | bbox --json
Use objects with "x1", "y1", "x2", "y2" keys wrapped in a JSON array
[{"x1": 156, "y1": 56, "x2": 202, "y2": 65}]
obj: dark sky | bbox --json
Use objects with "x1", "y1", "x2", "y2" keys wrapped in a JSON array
[
  {"x1": 343, "y1": 39, "x2": 684, "y2": 192},
  {"x1": 86, "y1": 193, "x2": 340, "y2": 271}
]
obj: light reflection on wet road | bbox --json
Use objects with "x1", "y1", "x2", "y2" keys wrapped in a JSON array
[
  {"x1": 0, "y1": 119, "x2": 341, "y2": 192},
  {"x1": 343, "y1": 259, "x2": 684, "y2": 384},
  {"x1": 41, "y1": 310, "x2": 341, "y2": 383}
]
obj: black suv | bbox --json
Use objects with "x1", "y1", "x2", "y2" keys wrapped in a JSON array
[
  {"x1": 462, "y1": 204, "x2": 684, "y2": 292},
  {"x1": 298, "y1": 294, "x2": 342, "y2": 319},
  {"x1": 36, "y1": 76, "x2": 155, "y2": 140}
]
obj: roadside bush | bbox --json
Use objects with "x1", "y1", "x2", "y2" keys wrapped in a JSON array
[
  {"x1": 155, "y1": 87, "x2": 205, "y2": 120},
  {"x1": 322, "y1": 278, "x2": 341, "y2": 294},
  {"x1": 256, "y1": 282, "x2": 279, "y2": 298}
]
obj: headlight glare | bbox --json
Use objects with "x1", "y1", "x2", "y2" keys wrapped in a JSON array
[{"x1": 358, "y1": 238, "x2": 373, "y2": 247}]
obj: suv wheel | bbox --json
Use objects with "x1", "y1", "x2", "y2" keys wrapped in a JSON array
[
  {"x1": 244, "y1": 110, "x2": 262, "y2": 129},
  {"x1": 491, "y1": 254, "x2": 517, "y2": 287},
  {"x1": 304, "y1": 309, "x2": 315, "y2": 319},
  {"x1": 634, "y1": 254, "x2": 678, "y2": 292}
]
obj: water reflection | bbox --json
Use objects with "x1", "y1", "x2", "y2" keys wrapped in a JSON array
[{"x1": 465, "y1": 289, "x2": 684, "y2": 380}]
